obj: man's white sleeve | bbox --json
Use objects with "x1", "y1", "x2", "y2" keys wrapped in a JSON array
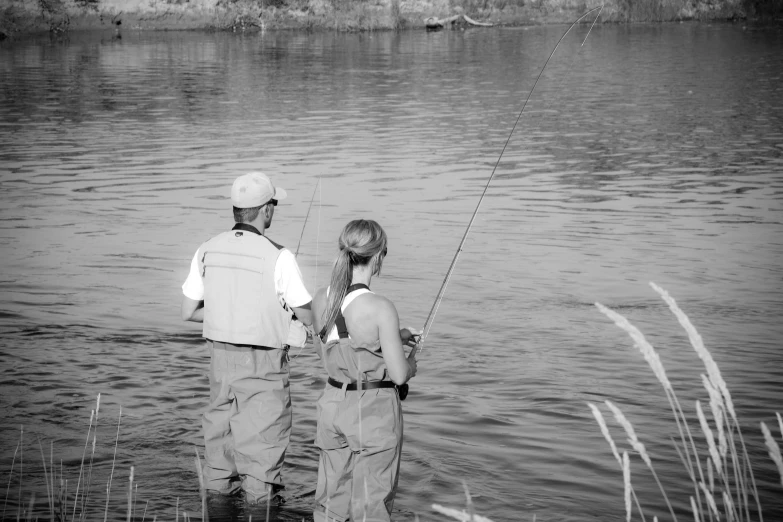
[
  {"x1": 181, "y1": 251, "x2": 204, "y2": 301},
  {"x1": 275, "y1": 249, "x2": 312, "y2": 308}
]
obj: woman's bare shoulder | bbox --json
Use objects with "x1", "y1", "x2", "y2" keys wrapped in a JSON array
[{"x1": 362, "y1": 292, "x2": 398, "y2": 317}]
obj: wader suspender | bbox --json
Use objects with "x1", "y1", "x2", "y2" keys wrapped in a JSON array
[
  {"x1": 318, "y1": 283, "x2": 370, "y2": 342},
  {"x1": 334, "y1": 283, "x2": 369, "y2": 339}
]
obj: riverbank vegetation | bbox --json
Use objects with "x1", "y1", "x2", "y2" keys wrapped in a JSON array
[{"x1": 1, "y1": 0, "x2": 780, "y2": 39}]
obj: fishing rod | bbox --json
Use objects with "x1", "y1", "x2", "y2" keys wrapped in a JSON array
[
  {"x1": 418, "y1": 5, "x2": 603, "y2": 350},
  {"x1": 295, "y1": 177, "x2": 321, "y2": 258}
]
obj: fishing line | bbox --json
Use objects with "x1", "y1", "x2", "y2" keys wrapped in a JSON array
[
  {"x1": 295, "y1": 177, "x2": 321, "y2": 257},
  {"x1": 419, "y1": 5, "x2": 603, "y2": 350},
  {"x1": 315, "y1": 177, "x2": 322, "y2": 291},
  {"x1": 290, "y1": 177, "x2": 321, "y2": 362}
]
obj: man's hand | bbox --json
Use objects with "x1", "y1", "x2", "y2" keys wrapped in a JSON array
[{"x1": 182, "y1": 297, "x2": 204, "y2": 322}]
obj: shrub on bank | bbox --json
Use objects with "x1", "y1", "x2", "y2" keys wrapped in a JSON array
[{"x1": 0, "y1": 0, "x2": 769, "y2": 37}]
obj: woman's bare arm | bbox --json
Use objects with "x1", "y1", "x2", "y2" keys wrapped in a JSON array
[{"x1": 375, "y1": 296, "x2": 417, "y2": 385}]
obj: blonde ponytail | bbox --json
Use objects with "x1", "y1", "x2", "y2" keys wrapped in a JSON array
[{"x1": 321, "y1": 219, "x2": 387, "y2": 337}]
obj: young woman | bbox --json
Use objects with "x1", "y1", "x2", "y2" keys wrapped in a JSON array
[{"x1": 311, "y1": 219, "x2": 420, "y2": 522}]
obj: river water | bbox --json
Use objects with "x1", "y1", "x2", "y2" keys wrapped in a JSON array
[{"x1": 1, "y1": 21, "x2": 782, "y2": 522}]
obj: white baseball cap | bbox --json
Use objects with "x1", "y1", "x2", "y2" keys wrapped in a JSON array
[{"x1": 230, "y1": 171, "x2": 287, "y2": 209}]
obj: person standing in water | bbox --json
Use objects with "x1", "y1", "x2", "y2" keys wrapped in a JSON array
[
  {"x1": 181, "y1": 171, "x2": 313, "y2": 505},
  {"x1": 310, "y1": 219, "x2": 420, "y2": 522}
]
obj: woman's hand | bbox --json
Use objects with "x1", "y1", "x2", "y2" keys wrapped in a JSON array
[
  {"x1": 406, "y1": 343, "x2": 418, "y2": 379},
  {"x1": 402, "y1": 329, "x2": 420, "y2": 381},
  {"x1": 400, "y1": 327, "x2": 422, "y2": 348}
]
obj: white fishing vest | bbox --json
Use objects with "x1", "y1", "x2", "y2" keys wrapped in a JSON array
[{"x1": 197, "y1": 228, "x2": 291, "y2": 347}]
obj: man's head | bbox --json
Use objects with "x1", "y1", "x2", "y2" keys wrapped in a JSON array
[{"x1": 231, "y1": 171, "x2": 287, "y2": 226}]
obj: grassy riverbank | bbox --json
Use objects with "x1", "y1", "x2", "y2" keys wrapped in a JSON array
[{"x1": 1, "y1": 0, "x2": 780, "y2": 39}]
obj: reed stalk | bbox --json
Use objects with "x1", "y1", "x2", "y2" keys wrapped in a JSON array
[
  {"x1": 81, "y1": 394, "x2": 101, "y2": 521},
  {"x1": 431, "y1": 503, "x2": 495, "y2": 522},
  {"x1": 588, "y1": 402, "x2": 646, "y2": 520},
  {"x1": 649, "y1": 284, "x2": 734, "y2": 419},
  {"x1": 72, "y1": 409, "x2": 94, "y2": 522},
  {"x1": 698, "y1": 399, "x2": 738, "y2": 521},
  {"x1": 104, "y1": 406, "x2": 122, "y2": 522},
  {"x1": 461, "y1": 481, "x2": 475, "y2": 521},
  {"x1": 193, "y1": 448, "x2": 207, "y2": 522},
  {"x1": 622, "y1": 451, "x2": 632, "y2": 522},
  {"x1": 51, "y1": 442, "x2": 55, "y2": 519},
  {"x1": 605, "y1": 401, "x2": 676, "y2": 522},
  {"x1": 431, "y1": 481, "x2": 513, "y2": 521},
  {"x1": 735, "y1": 428, "x2": 758, "y2": 521},
  {"x1": 701, "y1": 376, "x2": 727, "y2": 462},
  {"x1": 723, "y1": 491, "x2": 735, "y2": 522},
  {"x1": 3, "y1": 442, "x2": 19, "y2": 522},
  {"x1": 64, "y1": 478, "x2": 70, "y2": 520},
  {"x1": 35, "y1": 439, "x2": 52, "y2": 520},
  {"x1": 25, "y1": 493, "x2": 34, "y2": 522},
  {"x1": 133, "y1": 483, "x2": 139, "y2": 521},
  {"x1": 699, "y1": 481, "x2": 719, "y2": 519},
  {"x1": 697, "y1": 401, "x2": 723, "y2": 486},
  {"x1": 691, "y1": 496, "x2": 702, "y2": 522},
  {"x1": 18, "y1": 426, "x2": 23, "y2": 522},
  {"x1": 126, "y1": 466, "x2": 134, "y2": 522},
  {"x1": 588, "y1": 403, "x2": 621, "y2": 466},
  {"x1": 669, "y1": 389, "x2": 708, "y2": 519},
  {"x1": 760, "y1": 421, "x2": 783, "y2": 487},
  {"x1": 265, "y1": 488, "x2": 271, "y2": 522}
]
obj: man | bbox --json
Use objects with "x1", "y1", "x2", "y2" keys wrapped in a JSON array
[{"x1": 181, "y1": 171, "x2": 313, "y2": 505}]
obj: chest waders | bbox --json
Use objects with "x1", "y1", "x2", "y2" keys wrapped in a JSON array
[
  {"x1": 313, "y1": 284, "x2": 405, "y2": 522},
  {"x1": 200, "y1": 223, "x2": 292, "y2": 505},
  {"x1": 319, "y1": 284, "x2": 409, "y2": 400}
]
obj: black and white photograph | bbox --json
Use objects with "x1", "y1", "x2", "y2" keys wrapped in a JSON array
[{"x1": 1, "y1": 0, "x2": 782, "y2": 520}]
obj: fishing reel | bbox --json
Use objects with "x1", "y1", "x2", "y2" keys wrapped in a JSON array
[{"x1": 396, "y1": 383, "x2": 409, "y2": 401}]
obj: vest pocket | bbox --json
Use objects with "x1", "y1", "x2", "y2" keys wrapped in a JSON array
[{"x1": 203, "y1": 251, "x2": 265, "y2": 275}]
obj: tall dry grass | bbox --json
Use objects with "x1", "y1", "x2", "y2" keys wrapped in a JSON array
[
  {"x1": 1, "y1": 395, "x2": 131, "y2": 522},
  {"x1": 1, "y1": 396, "x2": 209, "y2": 522},
  {"x1": 592, "y1": 282, "x2": 783, "y2": 521}
]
